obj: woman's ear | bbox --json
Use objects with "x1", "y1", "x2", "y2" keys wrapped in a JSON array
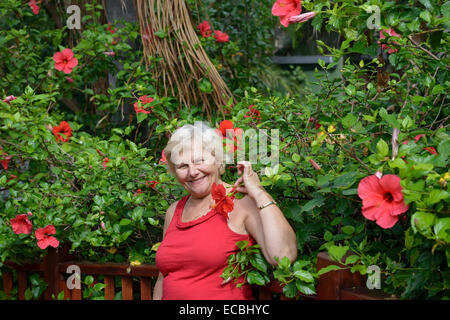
[{"x1": 219, "y1": 163, "x2": 225, "y2": 175}]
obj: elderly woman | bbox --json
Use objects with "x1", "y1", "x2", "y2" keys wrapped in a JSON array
[{"x1": 154, "y1": 122, "x2": 297, "y2": 300}]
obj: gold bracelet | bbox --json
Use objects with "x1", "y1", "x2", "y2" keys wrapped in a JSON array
[{"x1": 258, "y1": 201, "x2": 277, "y2": 210}]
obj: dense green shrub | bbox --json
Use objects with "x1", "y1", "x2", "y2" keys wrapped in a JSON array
[{"x1": 0, "y1": 0, "x2": 449, "y2": 300}]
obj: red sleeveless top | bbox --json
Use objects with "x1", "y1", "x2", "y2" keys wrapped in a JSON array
[{"x1": 155, "y1": 195, "x2": 256, "y2": 300}]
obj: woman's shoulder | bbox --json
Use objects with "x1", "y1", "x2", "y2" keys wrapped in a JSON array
[{"x1": 162, "y1": 197, "x2": 186, "y2": 236}]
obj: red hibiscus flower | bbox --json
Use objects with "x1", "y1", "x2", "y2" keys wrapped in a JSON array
[
  {"x1": 107, "y1": 24, "x2": 117, "y2": 34},
  {"x1": 244, "y1": 105, "x2": 261, "y2": 123},
  {"x1": 159, "y1": 150, "x2": 167, "y2": 165},
  {"x1": 424, "y1": 147, "x2": 437, "y2": 155},
  {"x1": 102, "y1": 157, "x2": 109, "y2": 170},
  {"x1": 414, "y1": 134, "x2": 425, "y2": 143},
  {"x1": 53, "y1": 48, "x2": 78, "y2": 74},
  {"x1": 134, "y1": 95, "x2": 154, "y2": 114},
  {"x1": 35, "y1": 225, "x2": 59, "y2": 250},
  {"x1": 1, "y1": 152, "x2": 12, "y2": 170},
  {"x1": 52, "y1": 121, "x2": 72, "y2": 143},
  {"x1": 213, "y1": 30, "x2": 229, "y2": 43},
  {"x1": 379, "y1": 28, "x2": 401, "y2": 54},
  {"x1": 211, "y1": 183, "x2": 236, "y2": 218},
  {"x1": 146, "y1": 180, "x2": 158, "y2": 188},
  {"x1": 197, "y1": 21, "x2": 212, "y2": 38},
  {"x1": 10, "y1": 214, "x2": 33, "y2": 235},
  {"x1": 28, "y1": 0, "x2": 39, "y2": 15},
  {"x1": 217, "y1": 120, "x2": 243, "y2": 153},
  {"x1": 7, "y1": 174, "x2": 18, "y2": 182},
  {"x1": 272, "y1": 0, "x2": 302, "y2": 28},
  {"x1": 402, "y1": 134, "x2": 426, "y2": 145},
  {"x1": 358, "y1": 174, "x2": 409, "y2": 229}
]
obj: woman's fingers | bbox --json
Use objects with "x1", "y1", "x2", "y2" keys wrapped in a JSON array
[{"x1": 237, "y1": 161, "x2": 253, "y2": 177}]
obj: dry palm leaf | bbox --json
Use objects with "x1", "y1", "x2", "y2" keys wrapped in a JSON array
[{"x1": 135, "y1": 0, "x2": 233, "y2": 118}]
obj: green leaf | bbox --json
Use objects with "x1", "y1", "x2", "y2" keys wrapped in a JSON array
[
  {"x1": 434, "y1": 218, "x2": 450, "y2": 242},
  {"x1": 419, "y1": 11, "x2": 432, "y2": 23},
  {"x1": 277, "y1": 256, "x2": 291, "y2": 270},
  {"x1": 236, "y1": 240, "x2": 249, "y2": 250},
  {"x1": 293, "y1": 260, "x2": 310, "y2": 270},
  {"x1": 345, "y1": 255, "x2": 360, "y2": 265},
  {"x1": 131, "y1": 207, "x2": 144, "y2": 221},
  {"x1": 317, "y1": 264, "x2": 343, "y2": 275},
  {"x1": 437, "y1": 139, "x2": 450, "y2": 158},
  {"x1": 333, "y1": 172, "x2": 357, "y2": 188},
  {"x1": 317, "y1": 59, "x2": 325, "y2": 68},
  {"x1": 154, "y1": 30, "x2": 167, "y2": 38},
  {"x1": 296, "y1": 282, "x2": 316, "y2": 295},
  {"x1": 119, "y1": 218, "x2": 132, "y2": 226},
  {"x1": 136, "y1": 112, "x2": 148, "y2": 123},
  {"x1": 301, "y1": 197, "x2": 324, "y2": 213},
  {"x1": 250, "y1": 253, "x2": 268, "y2": 273},
  {"x1": 84, "y1": 275, "x2": 94, "y2": 285},
  {"x1": 293, "y1": 270, "x2": 314, "y2": 283},
  {"x1": 299, "y1": 178, "x2": 316, "y2": 187},
  {"x1": 247, "y1": 270, "x2": 267, "y2": 286},
  {"x1": 425, "y1": 189, "x2": 448, "y2": 206},
  {"x1": 342, "y1": 225, "x2": 355, "y2": 235},
  {"x1": 292, "y1": 153, "x2": 301, "y2": 163},
  {"x1": 376, "y1": 139, "x2": 389, "y2": 158},
  {"x1": 411, "y1": 211, "x2": 436, "y2": 236},
  {"x1": 57, "y1": 290, "x2": 65, "y2": 300},
  {"x1": 324, "y1": 230, "x2": 333, "y2": 241},
  {"x1": 282, "y1": 282, "x2": 298, "y2": 298},
  {"x1": 379, "y1": 108, "x2": 400, "y2": 128},
  {"x1": 341, "y1": 113, "x2": 357, "y2": 129},
  {"x1": 328, "y1": 245, "x2": 349, "y2": 262}
]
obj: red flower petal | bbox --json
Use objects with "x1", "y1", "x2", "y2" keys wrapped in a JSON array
[
  {"x1": 37, "y1": 236, "x2": 59, "y2": 250},
  {"x1": 213, "y1": 30, "x2": 229, "y2": 43},
  {"x1": 219, "y1": 120, "x2": 234, "y2": 137},
  {"x1": 211, "y1": 183, "x2": 226, "y2": 202},
  {"x1": 61, "y1": 48, "x2": 74, "y2": 60},
  {"x1": 371, "y1": 207, "x2": 399, "y2": 229},
  {"x1": 10, "y1": 214, "x2": 33, "y2": 234},
  {"x1": 414, "y1": 134, "x2": 425, "y2": 143},
  {"x1": 378, "y1": 174, "x2": 404, "y2": 203},
  {"x1": 424, "y1": 147, "x2": 437, "y2": 155}
]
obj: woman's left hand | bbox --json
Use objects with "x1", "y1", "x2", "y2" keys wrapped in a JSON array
[{"x1": 233, "y1": 161, "x2": 263, "y2": 199}]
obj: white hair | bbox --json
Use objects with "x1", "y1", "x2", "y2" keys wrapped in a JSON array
[{"x1": 163, "y1": 121, "x2": 224, "y2": 174}]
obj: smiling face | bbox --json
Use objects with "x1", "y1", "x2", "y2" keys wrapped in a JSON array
[{"x1": 173, "y1": 142, "x2": 222, "y2": 199}]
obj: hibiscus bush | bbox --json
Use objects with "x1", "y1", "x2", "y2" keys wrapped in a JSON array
[
  {"x1": 215, "y1": 0, "x2": 449, "y2": 299},
  {"x1": 0, "y1": 0, "x2": 191, "y2": 268},
  {"x1": 1, "y1": 0, "x2": 449, "y2": 300}
]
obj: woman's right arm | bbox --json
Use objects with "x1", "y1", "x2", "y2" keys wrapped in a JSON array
[{"x1": 152, "y1": 201, "x2": 177, "y2": 300}]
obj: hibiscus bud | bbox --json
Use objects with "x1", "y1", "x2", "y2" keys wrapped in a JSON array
[
  {"x1": 391, "y1": 128, "x2": 400, "y2": 160},
  {"x1": 288, "y1": 12, "x2": 316, "y2": 24},
  {"x1": 3, "y1": 95, "x2": 17, "y2": 104},
  {"x1": 309, "y1": 159, "x2": 321, "y2": 171}
]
